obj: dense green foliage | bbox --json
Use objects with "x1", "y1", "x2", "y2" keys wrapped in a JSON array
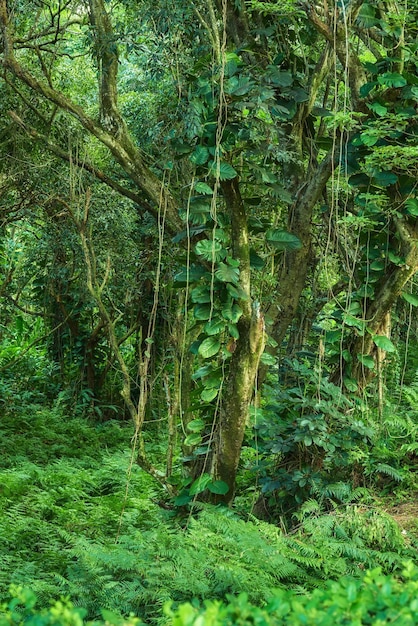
[
  {"x1": 2, "y1": 0, "x2": 418, "y2": 623},
  {"x1": 0, "y1": 400, "x2": 418, "y2": 623},
  {"x1": 4, "y1": 564, "x2": 418, "y2": 625}
]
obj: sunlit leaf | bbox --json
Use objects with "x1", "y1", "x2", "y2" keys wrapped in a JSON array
[
  {"x1": 260, "y1": 352, "x2": 276, "y2": 366},
  {"x1": 226, "y1": 256, "x2": 240, "y2": 267},
  {"x1": 360, "y1": 131, "x2": 379, "y2": 146},
  {"x1": 100, "y1": 610, "x2": 126, "y2": 625},
  {"x1": 215, "y1": 262, "x2": 239, "y2": 284},
  {"x1": 344, "y1": 377, "x2": 358, "y2": 392},
  {"x1": 343, "y1": 313, "x2": 364, "y2": 331},
  {"x1": 373, "y1": 335, "x2": 395, "y2": 352},
  {"x1": 402, "y1": 292, "x2": 418, "y2": 306},
  {"x1": 342, "y1": 349, "x2": 352, "y2": 362},
  {"x1": 203, "y1": 371, "x2": 223, "y2": 389},
  {"x1": 405, "y1": 199, "x2": 418, "y2": 216},
  {"x1": 388, "y1": 251, "x2": 404, "y2": 265},
  {"x1": 189, "y1": 473, "x2": 212, "y2": 495},
  {"x1": 184, "y1": 433, "x2": 202, "y2": 446},
  {"x1": 260, "y1": 168, "x2": 277, "y2": 184},
  {"x1": 204, "y1": 318, "x2": 225, "y2": 335},
  {"x1": 194, "y1": 182, "x2": 213, "y2": 195},
  {"x1": 198, "y1": 336, "x2": 221, "y2": 358},
  {"x1": 368, "y1": 102, "x2": 387, "y2": 116},
  {"x1": 200, "y1": 387, "x2": 218, "y2": 402},
  {"x1": 370, "y1": 259, "x2": 385, "y2": 271},
  {"x1": 227, "y1": 323, "x2": 239, "y2": 339},
  {"x1": 265, "y1": 229, "x2": 302, "y2": 251},
  {"x1": 195, "y1": 240, "x2": 225, "y2": 261},
  {"x1": 187, "y1": 419, "x2": 205, "y2": 432}
]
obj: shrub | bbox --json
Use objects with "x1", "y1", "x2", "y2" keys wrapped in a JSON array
[
  {"x1": 167, "y1": 561, "x2": 418, "y2": 625},
  {"x1": 3, "y1": 563, "x2": 418, "y2": 625}
]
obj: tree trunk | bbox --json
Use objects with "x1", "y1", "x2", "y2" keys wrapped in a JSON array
[
  {"x1": 211, "y1": 178, "x2": 265, "y2": 504},
  {"x1": 336, "y1": 219, "x2": 418, "y2": 389},
  {"x1": 257, "y1": 150, "x2": 337, "y2": 384},
  {"x1": 214, "y1": 305, "x2": 265, "y2": 502}
]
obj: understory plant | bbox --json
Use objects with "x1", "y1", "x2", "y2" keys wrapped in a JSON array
[
  {"x1": 247, "y1": 358, "x2": 371, "y2": 519},
  {"x1": 0, "y1": 377, "x2": 417, "y2": 624},
  {"x1": 3, "y1": 562, "x2": 418, "y2": 625},
  {"x1": 247, "y1": 353, "x2": 418, "y2": 521}
]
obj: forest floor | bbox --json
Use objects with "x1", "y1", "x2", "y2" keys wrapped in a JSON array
[
  {"x1": 385, "y1": 500, "x2": 418, "y2": 534},
  {"x1": 1, "y1": 403, "x2": 418, "y2": 623}
]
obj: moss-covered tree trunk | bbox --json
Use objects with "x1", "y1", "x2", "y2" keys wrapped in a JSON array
[
  {"x1": 336, "y1": 219, "x2": 418, "y2": 389},
  {"x1": 212, "y1": 179, "x2": 265, "y2": 504}
]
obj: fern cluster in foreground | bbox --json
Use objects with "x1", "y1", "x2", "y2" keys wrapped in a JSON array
[
  {"x1": 0, "y1": 405, "x2": 416, "y2": 624},
  {"x1": 3, "y1": 562, "x2": 418, "y2": 625}
]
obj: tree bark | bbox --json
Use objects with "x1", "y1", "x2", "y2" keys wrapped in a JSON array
[
  {"x1": 337, "y1": 219, "x2": 418, "y2": 388},
  {"x1": 264, "y1": 149, "x2": 337, "y2": 359},
  {"x1": 214, "y1": 304, "x2": 265, "y2": 502},
  {"x1": 0, "y1": 0, "x2": 184, "y2": 234},
  {"x1": 212, "y1": 179, "x2": 265, "y2": 503}
]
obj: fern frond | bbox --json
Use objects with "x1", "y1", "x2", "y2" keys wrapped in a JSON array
[{"x1": 375, "y1": 463, "x2": 404, "y2": 482}]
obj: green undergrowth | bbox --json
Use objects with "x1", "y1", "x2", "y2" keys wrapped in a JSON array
[
  {"x1": 3, "y1": 563, "x2": 418, "y2": 625},
  {"x1": 0, "y1": 405, "x2": 417, "y2": 624}
]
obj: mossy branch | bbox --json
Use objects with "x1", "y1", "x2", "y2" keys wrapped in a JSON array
[{"x1": 76, "y1": 191, "x2": 172, "y2": 492}]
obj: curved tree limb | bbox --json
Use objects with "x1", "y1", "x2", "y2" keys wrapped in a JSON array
[
  {"x1": 6, "y1": 110, "x2": 177, "y2": 234},
  {"x1": 0, "y1": 0, "x2": 184, "y2": 234},
  {"x1": 302, "y1": 0, "x2": 367, "y2": 110}
]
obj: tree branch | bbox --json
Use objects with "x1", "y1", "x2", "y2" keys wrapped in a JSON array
[
  {"x1": 0, "y1": 0, "x2": 184, "y2": 233},
  {"x1": 7, "y1": 110, "x2": 177, "y2": 234},
  {"x1": 302, "y1": 1, "x2": 367, "y2": 110},
  {"x1": 269, "y1": 147, "x2": 339, "y2": 347}
]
